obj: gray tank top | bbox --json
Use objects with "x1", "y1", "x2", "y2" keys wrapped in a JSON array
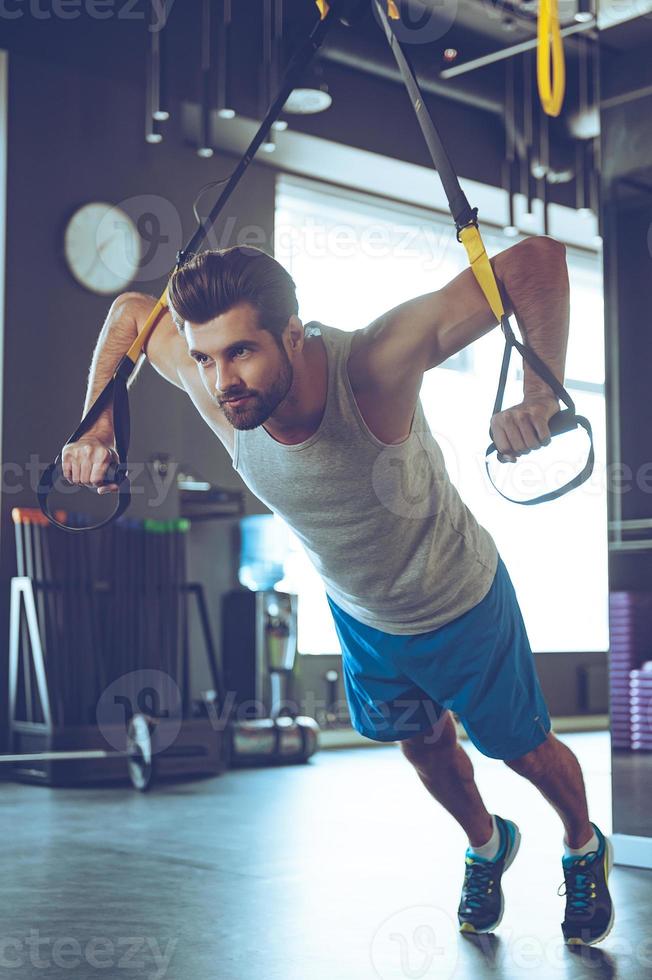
[{"x1": 233, "y1": 321, "x2": 498, "y2": 635}]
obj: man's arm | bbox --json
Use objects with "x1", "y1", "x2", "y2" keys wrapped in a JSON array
[
  {"x1": 357, "y1": 234, "x2": 569, "y2": 460},
  {"x1": 62, "y1": 292, "x2": 185, "y2": 491},
  {"x1": 63, "y1": 291, "x2": 234, "y2": 491}
]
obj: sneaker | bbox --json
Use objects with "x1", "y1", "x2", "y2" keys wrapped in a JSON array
[
  {"x1": 457, "y1": 815, "x2": 521, "y2": 934},
  {"x1": 558, "y1": 822, "x2": 615, "y2": 946}
]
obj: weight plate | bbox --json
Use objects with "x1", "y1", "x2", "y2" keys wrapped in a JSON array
[{"x1": 126, "y1": 714, "x2": 155, "y2": 791}]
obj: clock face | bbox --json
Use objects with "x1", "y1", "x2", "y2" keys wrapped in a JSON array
[{"x1": 64, "y1": 202, "x2": 142, "y2": 294}]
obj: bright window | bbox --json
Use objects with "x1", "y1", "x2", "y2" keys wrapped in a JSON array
[{"x1": 274, "y1": 176, "x2": 608, "y2": 655}]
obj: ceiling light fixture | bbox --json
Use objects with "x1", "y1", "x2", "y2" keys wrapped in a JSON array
[
  {"x1": 283, "y1": 59, "x2": 332, "y2": 114},
  {"x1": 197, "y1": 0, "x2": 214, "y2": 158},
  {"x1": 216, "y1": 0, "x2": 236, "y2": 121},
  {"x1": 503, "y1": 57, "x2": 519, "y2": 237},
  {"x1": 574, "y1": 0, "x2": 594, "y2": 22},
  {"x1": 145, "y1": 0, "x2": 167, "y2": 143}
]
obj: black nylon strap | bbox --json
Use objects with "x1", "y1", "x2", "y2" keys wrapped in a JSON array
[
  {"x1": 178, "y1": 5, "x2": 338, "y2": 264},
  {"x1": 371, "y1": 0, "x2": 594, "y2": 505},
  {"x1": 372, "y1": 0, "x2": 476, "y2": 232},
  {"x1": 37, "y1": 355, "x2": 134, "y2": 531},
  {"x1": 484, "y1": 316, "x2": 595, "y2": 504},
  {"x1": 485, "y1": 415, "x2": 595, "y2": 506},
  {"x1": 38, "y1": 3, "x2": 341, "y2": 531}
]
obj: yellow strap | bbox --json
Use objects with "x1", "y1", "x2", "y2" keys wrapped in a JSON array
[
  {"x1": 124, "y1": 290, "x2": 170, "y2": 365},
  {"x1": 316, "y1": 0, "x2": 329, "y2": 17},
  {"x1": 458, "y1": 225, "x2": 505, "y2": 323},
  {"x1": 537, "y1": 0, "x2": 565, "y2": 117}
]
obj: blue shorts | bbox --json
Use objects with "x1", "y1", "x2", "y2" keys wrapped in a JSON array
[{"x1": 326, "y1": 555, "x2": 551, "y2": 761}]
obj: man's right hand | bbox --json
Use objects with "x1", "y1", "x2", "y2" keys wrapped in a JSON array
[{"x1": 61, "y1": 434, "x2": 120, "y2": 495}]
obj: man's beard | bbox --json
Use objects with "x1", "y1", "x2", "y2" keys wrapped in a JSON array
[{"x1": 220, "y1": 347, "x2": 293, "y2": 430}]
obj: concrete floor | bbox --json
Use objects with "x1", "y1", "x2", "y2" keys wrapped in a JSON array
[{"x1": 1, "y1": 730, "x2": 650, "y2": 980}]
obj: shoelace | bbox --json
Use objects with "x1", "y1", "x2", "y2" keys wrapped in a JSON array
[
  {"x1": 557, "y1": 849, "x2": 599, "y2": 913},
  {"x1": 462, "y1": 858, "x2": 496, "y2": 910}
]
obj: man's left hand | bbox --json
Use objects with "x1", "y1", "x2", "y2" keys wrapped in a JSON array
[{"x1": 490, "y1": 394, "x2": 560, "y2": 463}]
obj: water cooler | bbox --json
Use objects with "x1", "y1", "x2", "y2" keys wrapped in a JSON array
[
  {"x1": 221, "y1": 515, "x2": 319, "y2": 765},
  {"x1": 221, "y1": 588, "x2": 298, "y2": 718}
]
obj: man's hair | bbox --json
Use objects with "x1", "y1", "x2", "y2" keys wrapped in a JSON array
[{"x1": 167, "y1": 246, "x2": 299, "y2": 345}]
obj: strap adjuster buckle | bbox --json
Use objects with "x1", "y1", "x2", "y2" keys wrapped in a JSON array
[{"x1": 455, "y1": 207, "x2": 479, "y2": 244}]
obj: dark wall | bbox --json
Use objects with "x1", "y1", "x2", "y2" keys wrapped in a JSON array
[
  {"x1": 605, "y1": 187, "x2": 652, "y2": 527},
  {"x1": 2, "y1": 53, "x2": 276, "y2": 499},
  {"x1": 601, "y1": 93, "x2": 652, "y2": 589},
  {"x1": 0, "y1": 47, "x2": 275, "y2": 742}
]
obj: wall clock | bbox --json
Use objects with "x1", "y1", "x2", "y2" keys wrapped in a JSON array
[{"x1": 63, "y1": 202, "x2": 141, "y2": 295}]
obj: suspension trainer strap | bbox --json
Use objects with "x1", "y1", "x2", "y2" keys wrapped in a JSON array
[
  {"x1": 372, "y1": 0, "x2": 593, "y2": 504},
  {"x1": 39, "y1": 2, "x2": 342, "y2": 531},
  {"x1": 485, "y1": 317, "x2": 594, "y2": 504}
]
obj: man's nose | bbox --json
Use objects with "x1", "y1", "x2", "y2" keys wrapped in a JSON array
[{"x1": 215, "y1": 364, "x2": 239, "y2": 396}]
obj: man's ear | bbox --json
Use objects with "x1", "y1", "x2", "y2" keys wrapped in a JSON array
[{"x1": 286, "y1": 315, "x2": 304, "y2": 352}]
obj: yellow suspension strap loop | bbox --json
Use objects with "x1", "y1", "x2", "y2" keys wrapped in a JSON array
[
  {"x1": 37, "y1": 297, "x2": 169, "y2": 532},
  {"x1": 39, "y1": 2, "x2": 349, "y2": 532},
  {"x1": 372, "y1": 0, "x2": 594, "y2": 504},
  {"x1": 537, "y1": 0, "x2": 565, "y2": 117}
]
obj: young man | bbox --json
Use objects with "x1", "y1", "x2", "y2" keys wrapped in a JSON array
[{"x1": 64, "y1": 240, "x2": 614, "y2": 946}]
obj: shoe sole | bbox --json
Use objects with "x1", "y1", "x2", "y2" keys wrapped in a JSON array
[
  {"x1": 565, "y1": 834, "x2": 615, "y2": 947},
  {"x1": 459, "y1": 820, "x2": 521, "y2": 935}
]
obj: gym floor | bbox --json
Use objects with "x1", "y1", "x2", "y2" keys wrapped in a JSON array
[{"x1": 2, "y1": 730, "x2": 649, "y2": 979}]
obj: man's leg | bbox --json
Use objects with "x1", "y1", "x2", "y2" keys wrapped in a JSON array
[
  {"x1": 504, "y1": 730, "x2": 592, "y2": 847},
  {"x1": 399, "y1": 710, "x2": 494, "y2": 848}
]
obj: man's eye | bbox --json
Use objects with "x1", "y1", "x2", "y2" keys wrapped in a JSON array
[
  {"x1": 194, "y1": 354, "x2": 210, "y2": 366},
  {"x1": 233, "y1": 347, "x2": 249, "y2": 358}
]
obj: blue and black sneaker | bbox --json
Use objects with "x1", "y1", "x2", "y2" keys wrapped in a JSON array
[
  {"x1": 558, "y1": 822, "x2": 615, "y2": 946},
  {"x1": 457, "y1": 814, "x2": 521, "y2": 934}
]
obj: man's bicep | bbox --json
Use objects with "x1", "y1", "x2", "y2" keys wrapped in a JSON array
[{"x1": 430, "y1": 264, "x2": 505, "y2": 367}]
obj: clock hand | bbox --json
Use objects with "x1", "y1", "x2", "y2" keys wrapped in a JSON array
[{"x1": 83, "y1": 232, "x2": 120, "y2": 279}]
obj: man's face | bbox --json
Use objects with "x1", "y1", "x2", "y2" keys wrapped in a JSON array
[{"x1": 184, "y1": 302, "x2": 294, "y2": 430}]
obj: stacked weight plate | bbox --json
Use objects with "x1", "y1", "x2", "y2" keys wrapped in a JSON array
[
  {"x1": 630, "y1": 663, "x2": 652, "y2": 751},
  {"x1": 609, "y1": 593, "x2": 652, "y2": 750}
]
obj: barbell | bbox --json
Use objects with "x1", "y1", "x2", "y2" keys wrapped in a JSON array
[{"x1": 0, "y1": 715, "x2": 206, "y2": 792}]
